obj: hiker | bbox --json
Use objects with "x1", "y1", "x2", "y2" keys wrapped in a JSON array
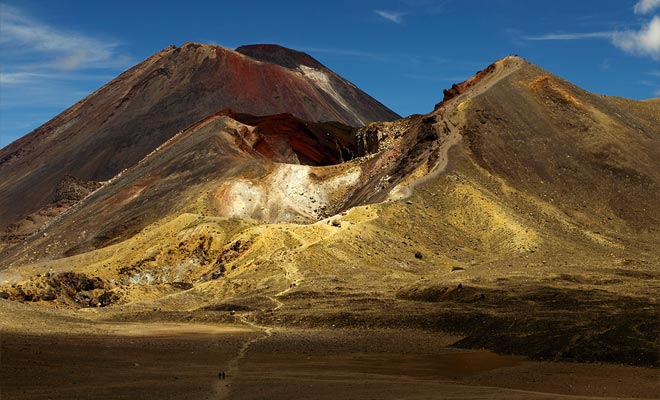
[{"x1": 222, "y1": 371, "x2": 226, "y2": 380}]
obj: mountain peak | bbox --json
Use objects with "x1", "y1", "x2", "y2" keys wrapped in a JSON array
[
  {"x1": 0, "y1": 41, "x2": 399, "y2": 234},
  {"x1": 236, "y1": 44, "x2": 326, "y2": 70},
  {"x1": 434, "y1": 55, "x2": 528, "y2": 108}
]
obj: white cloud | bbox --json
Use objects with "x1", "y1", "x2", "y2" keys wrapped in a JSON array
[
  {"x1": 374, "y1": 10, "x2": 405, "y2": 24},
  {"x1": 0, "y1": 71, "x2": 116, "y2": 86},
  {"x1": 0, "y1": 4, "x2": 128, "y2": 71},
  {"x1": 612, "y1": 16, "x2": 660, "y2": 60},
  {"x1": 634, "y1": 0, "x2": 660, "y2": 14},
  {"x1": 0, "y1": 4, "x2": 133, "y2": 145},
  {"x1": 0, "y1": 72, "x2": 46, "y2": 85},
  {"x1": 525, "y1": 16, "x2": 660, "y2": 61},
  {"x1": 525, "y1": 32, "x2": 614, "y2": 40}
]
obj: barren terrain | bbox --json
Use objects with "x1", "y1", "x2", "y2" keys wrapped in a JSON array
[
  {"x1": 1, "y1": 301, "x2": 658, "y2": 399},
  {"x1": 1, "y1": 51, "x2": 659, "y2": 399}
]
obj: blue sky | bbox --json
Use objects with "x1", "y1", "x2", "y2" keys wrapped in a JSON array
[{"x1": 1, "y1": 0, "x2": 659, "y2": 148}]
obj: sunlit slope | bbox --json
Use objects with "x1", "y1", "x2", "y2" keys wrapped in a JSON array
[{"x1": 1, "y1": 56, "x2": 658, "y2": 366}]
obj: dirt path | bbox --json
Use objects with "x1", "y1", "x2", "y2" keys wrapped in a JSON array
[
  {"x1": 389, "y1": 56, "x2": 524, "y2": 201},
  {"x1": 215, "y1": 274, "x2": 302, "y2": 398}
]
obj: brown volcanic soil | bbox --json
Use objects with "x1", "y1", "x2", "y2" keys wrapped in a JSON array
[
  {"x1": 231, "y1": 328, "x2": 659, "y2": 400},
  {"x1": 1, "y1": 306, "x2": 658, "y2": 400},
  {"x1": 461, "y1": 71, "x2": 660, "y2": 235},
  {"x1": 0, "y1": 300, "x2": 259, "y2": 400},
  {"x1": 0, "y1": 175, "x2": 102, "y2": 246},
  {"x1": 0, "y1": 42, "x2": 398, "y2": 233}
]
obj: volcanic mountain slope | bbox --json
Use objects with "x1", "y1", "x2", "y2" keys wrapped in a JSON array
[
  {"x1": 1, "y1": 56, "x2": 660, "y2": 367},
  {"x1": 0, "y1": 42, "x2": 399, "y2": 236},
  {"x1": 0, "y1": 110, "x2": 370, "y2": 265}
]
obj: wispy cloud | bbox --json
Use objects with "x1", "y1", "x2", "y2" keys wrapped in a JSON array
[
  {"x1": 0, "y1": 4, "x2": 130, "y2": 71},
  {"x1": 0, "y1": 4, "x2": 133, "y2": 147},
  {"x1": 0, "y1": 71, "x2": 116, "y2": 86},
  {"x1": 524, "y1": 16, "x2": 660, "y2": 61},
  {"x1": 634, "y1": 0, "x2": 660, "y2": 14},
  {"x1": 612, "y1": 16, "x2": 660, "y2": 60},
  {"x1": 600, "y1": 58, "x2": 610, "y2": 70},
  {"x1": 0, "y1": 3, "x2": 132, "y2": 92},
  {"x1": 524, "y1": 1, "x2": 660, "y2": 98},
  {"x1": 0, "y1": 72, "x2": 47, "y2": 85},
  {"x1": 524, "y1": 32, "x2": 614, "y2": 40},
  {"x1": 374, "y1": 1, "x2": 447, "y2": 24},
  {"x1": 374, "y1": 10, "x2": 405, "y2": 24}
]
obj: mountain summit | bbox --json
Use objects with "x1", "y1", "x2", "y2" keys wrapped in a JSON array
[{"x1": 0, "y1": 43, "x2": 399, "y2": 234}]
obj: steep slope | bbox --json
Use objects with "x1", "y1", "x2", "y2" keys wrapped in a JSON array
[
  {"x1": 459, "y1": 66, "x2": 660, "y2": 236},
  {"x1": 0, "y1": 42, "x2": 399, "y2": 234},
  {"x1": 236, "y1": 44, "x2": 398, "y2": 125},
  {"x1": 0, "y1": 111, "x2": 369, "y2": 265},
  {"x1": 1, "y1": 56, "x2": 659, "y2": 366}
]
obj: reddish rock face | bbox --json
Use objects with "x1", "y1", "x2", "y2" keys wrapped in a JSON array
[
  {"x1": 0, "y1": 42, "x2": 399, "y2": 231},
  {"x1": 436, "y1": 63, "x2": 497, "y2": 108},
  {"x1": 224, "y1": 111, "x2": 358, "y2": 165}
]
